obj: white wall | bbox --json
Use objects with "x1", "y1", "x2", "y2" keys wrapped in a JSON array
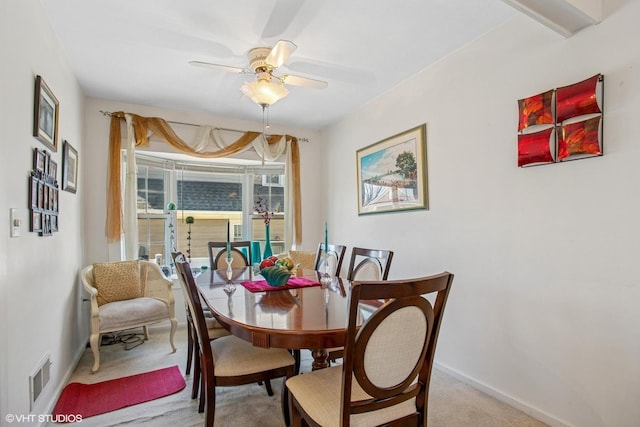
[
  {"x1": 321, "y1": 1, "x2": 640, "y2": 426},
  {"x1": 0, "y1": 0, "x2": 85, "y2": 422}
]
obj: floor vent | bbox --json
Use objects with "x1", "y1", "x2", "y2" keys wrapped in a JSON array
[{"x1": 29, "y1": 354, "x2": 51, "y2": 409}]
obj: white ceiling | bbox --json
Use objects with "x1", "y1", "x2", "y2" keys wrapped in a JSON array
[{"x1": 40, "y1": 0, "x2": 519, "y2": 131}]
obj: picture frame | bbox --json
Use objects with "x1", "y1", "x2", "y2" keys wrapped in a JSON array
[
  {"x1": 33, "y1": 75, "x2": 59, "y2": 152},
  {"x1": 356, "y1": 124, "x2": 428, "y2": 215},
  {"x1": 37, "y1": 181, "x2": 45, "y2": 209},
  {"x1": 62, "y1": 140, "x2": 78, "y2": 193},
  {"x1": 49, "y1": 159, "x2": 57, "y2": 185},
  {"x1": 30, "y1": 175, "x2": 39, "y2": 209},
  {"x1": 30, "y1": 210, "x2": 42, "y2": 233},
  {"x1": 50, "y1": 214, "x2": 59, "y2": 233},
  {"x1": 33, "y1": 148, "x2": 46, "y2": 177},
  {"x1": 41, "y1": 214, "x2": 52, "y2": 236}
]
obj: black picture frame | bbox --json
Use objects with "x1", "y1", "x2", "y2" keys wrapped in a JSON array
[
  {"x1": 33, "y1": 75, "x2": 59, "y2": 152},
  {"x1": 62, "y1": 140, "x2": 78, "y2": 193}
]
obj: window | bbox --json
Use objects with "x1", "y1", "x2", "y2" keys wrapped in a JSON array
[{"x1": 134, "y1": 153, "x2": 286, "y2": 268}]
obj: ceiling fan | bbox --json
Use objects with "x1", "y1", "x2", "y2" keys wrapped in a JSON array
[{"x1": 190, "y1": 40, "x2": 328, "y2": 106}]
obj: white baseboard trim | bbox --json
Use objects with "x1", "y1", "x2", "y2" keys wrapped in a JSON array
[
  {"x1": 39, "y1": 340, "x2": 88, "y2": 427},
  {"x1": 434, "y1": 362, "x2": 573, "y2": 427}
]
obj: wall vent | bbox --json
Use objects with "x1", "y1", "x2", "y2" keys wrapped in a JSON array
[{"x1": 29, "y1": 353, "x2": 51, "y2": 410}]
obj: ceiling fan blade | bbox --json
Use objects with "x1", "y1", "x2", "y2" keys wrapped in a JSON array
[
  {"x1": 265, "y1": 40, "x2": 297, "y2": 69},
  {"x1": 261, "y1": 0, "x2": 305, "y2": 39},
  {"x1": 189, "y1": 61, "x2": 249, "y2": 74},
  {"x1": 280, "y1": 74, "x2": 328, "y2": 90}
]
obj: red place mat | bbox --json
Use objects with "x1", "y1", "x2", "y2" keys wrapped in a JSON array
[{"x1": 241, "y1": 276, "x2": 320, "y2": 292}]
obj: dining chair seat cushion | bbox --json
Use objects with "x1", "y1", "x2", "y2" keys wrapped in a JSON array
[
  {"x1": 205, "y1": 316, "x2": 230, "y2": 339},
  {"x1": 286, "y1": 365, "x2": 416, "y2": 427},
  {"x1": 92, "y1": 260, "x2": 142, "y2": 306},
  {"x1": 98, "y1": 297, "x2": 170, "y2": 331},
  {"x1": 211, "y1": 335, "x2": 295, "y2": 377}
]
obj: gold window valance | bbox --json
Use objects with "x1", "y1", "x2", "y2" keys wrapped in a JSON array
[{"x1": 106, "y1": 111, "x2": 302, "y2": 247}]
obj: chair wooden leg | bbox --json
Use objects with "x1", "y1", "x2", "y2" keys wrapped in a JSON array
[
  {"x1": 292, "y1": 349, "x2": 301, "y2": 375},
  {"x1": 289, "y1": 392, "x2": 303, "y2": 427},
  {"x1": 168, "y1": 317, "x2": 177, "y2": 353},
  {"x1": 199, "y1": 374, "x2": 205, "y2": 413},
  {"x1": 89, "y1": 333, "x2": 100, "y2": 373},
  {"x1": 203, "y1": 367, "x2": 215, "y2": 427},
  {"x1": 282, "y1": 378, "x2": 291, "y2": 427},
  {"x1": 192, "y1": 344, "x2": 201, "y2": 400},
  {"x1": 185, "y1": 320, "x2": 193, "y2": 375},
  {"x1": 264, "y1": 379, "x2": 274, "y2": 396}
]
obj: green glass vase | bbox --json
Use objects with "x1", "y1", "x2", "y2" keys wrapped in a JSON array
[{"x1": 263, "y1": 224, "x2": 273, "y2": 259}]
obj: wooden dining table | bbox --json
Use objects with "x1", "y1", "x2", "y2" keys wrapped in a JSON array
[{"x1": 195, "y1": 266, "x2": 359, "y2": 370}]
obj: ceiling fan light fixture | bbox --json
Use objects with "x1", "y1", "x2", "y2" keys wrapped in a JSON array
[{"x1": 241, "y1": 73, "x2": 289, "y2": 106}]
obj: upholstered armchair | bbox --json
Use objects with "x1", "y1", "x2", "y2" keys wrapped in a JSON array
[{"x1": 81, "y1": 260, "x2": 177, "y2": 373}]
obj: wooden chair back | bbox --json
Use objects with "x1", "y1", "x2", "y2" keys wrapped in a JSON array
[
  {"x1": 314, "y1": 243, "x2": 347, "y2": 277},
  {"x1": 340, "y1": 272, "x2": 454, "y2": 426},
  {"x1": 207, "y1": 241, "x2": 252, "y2": 269},
  {"x1": 346, "y1": 247, "x2": 394, "y2": 281}
]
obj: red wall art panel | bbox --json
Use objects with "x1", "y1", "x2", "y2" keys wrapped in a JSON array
[{"x1": 517, "y1": 74, "x2": 603, "y2": 167}]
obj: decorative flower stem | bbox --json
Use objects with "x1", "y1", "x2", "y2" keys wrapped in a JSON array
[{"x1": 185, "y1": 216, "x2": 195, "y2": 263}]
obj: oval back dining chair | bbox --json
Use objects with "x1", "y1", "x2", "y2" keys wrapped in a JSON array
[
  {"x1": 287, "y1": 272, "x2": 454, "y2": 427},
  {"x1": 328, "y1": 246, "x2": 394, "y2": 364},
  {"x1": 313, "y1": 243, "x2": 347, "y2": 278},
  {"x1": 174, "y1": 255, "x2": 296, "y2": 427},
  {"x1": 346, "y1": 246, "x2": 394, "y2": 281},
  {"x1": 207, "y1": 241, "x2": 252, "y2": 269}
]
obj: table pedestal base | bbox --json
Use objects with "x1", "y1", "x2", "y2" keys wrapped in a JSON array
[{"x1": 311, "y1": 348, "x2": 329, "y2": 370}]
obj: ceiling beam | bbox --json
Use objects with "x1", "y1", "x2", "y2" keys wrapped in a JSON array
[{"x1": 502, "y1": 0, "x2": 602, "y2": 37}]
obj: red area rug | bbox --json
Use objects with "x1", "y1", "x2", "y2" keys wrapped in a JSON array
[{"x1": 52, "y1": 365, "x2": 185, "y2": 419}]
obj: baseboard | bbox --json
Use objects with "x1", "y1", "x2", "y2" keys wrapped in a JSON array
[
  {"x1": 434, "y1": 362, "x2": 573, "y2": 427},
  {"x1": 39, "y1": 340, "x2": 88, "y2": 427}
]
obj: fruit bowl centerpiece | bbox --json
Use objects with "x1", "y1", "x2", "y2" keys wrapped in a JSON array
[
  {"x1": 259, "y1": 256, "x2": 296, "y2": 287},
  {"x1": 260, "y1": 266, "x2": 293, "y2": 287}
]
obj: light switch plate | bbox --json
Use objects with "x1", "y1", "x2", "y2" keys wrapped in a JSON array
[{"x1": 10, "y1": 208, "x2": 21, "y2": 237}]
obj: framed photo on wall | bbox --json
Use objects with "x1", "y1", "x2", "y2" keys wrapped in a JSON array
[
  {"x1": 33, "y1": 75, "x2": 59, "y2": 152},
  {"x1": 62, "y1": 140, "x2": 78, "y2": 193},
  {"x1": 356, "y1": 124, "x2": 428, "y2": 215},
  {"x1": 30, "y1": 210, "x2": 42, "y2": 233}
]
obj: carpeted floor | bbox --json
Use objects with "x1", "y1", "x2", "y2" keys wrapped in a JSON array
[{"x1": 49, "y1": 326, "x2": 548, "y2": 426}]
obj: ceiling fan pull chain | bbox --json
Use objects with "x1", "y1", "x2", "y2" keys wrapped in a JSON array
[{"x1": 261, "y1": 104, "x2": 268, "y2": 165}]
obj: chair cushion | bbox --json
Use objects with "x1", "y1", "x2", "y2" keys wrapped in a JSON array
[
  {"x1": 286, "y1": 366, "x2": 417, "y2": 427},
  {"x1": 289, "y1": 250, "x2": 316, "y2": 270},
  {"x1": 98, "y1": 297, "x2": 169, "y2": 331},
  {"x1": 211, "y1": 335, "x2": 294, "y2": 377},
  {"x1": 206, "y1": 317, "x2": 230, "y2": 339},
  {"x1": 92, "y1": 261, "x2": 142, "y2": 306}
]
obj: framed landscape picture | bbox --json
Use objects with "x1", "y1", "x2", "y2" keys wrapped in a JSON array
[
  {"x1": 356, "y1": 124, "x2": 428, "y2": 215},
  {"x1": 33, "y1": 75, "x2": 59, "y2": 152}
]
